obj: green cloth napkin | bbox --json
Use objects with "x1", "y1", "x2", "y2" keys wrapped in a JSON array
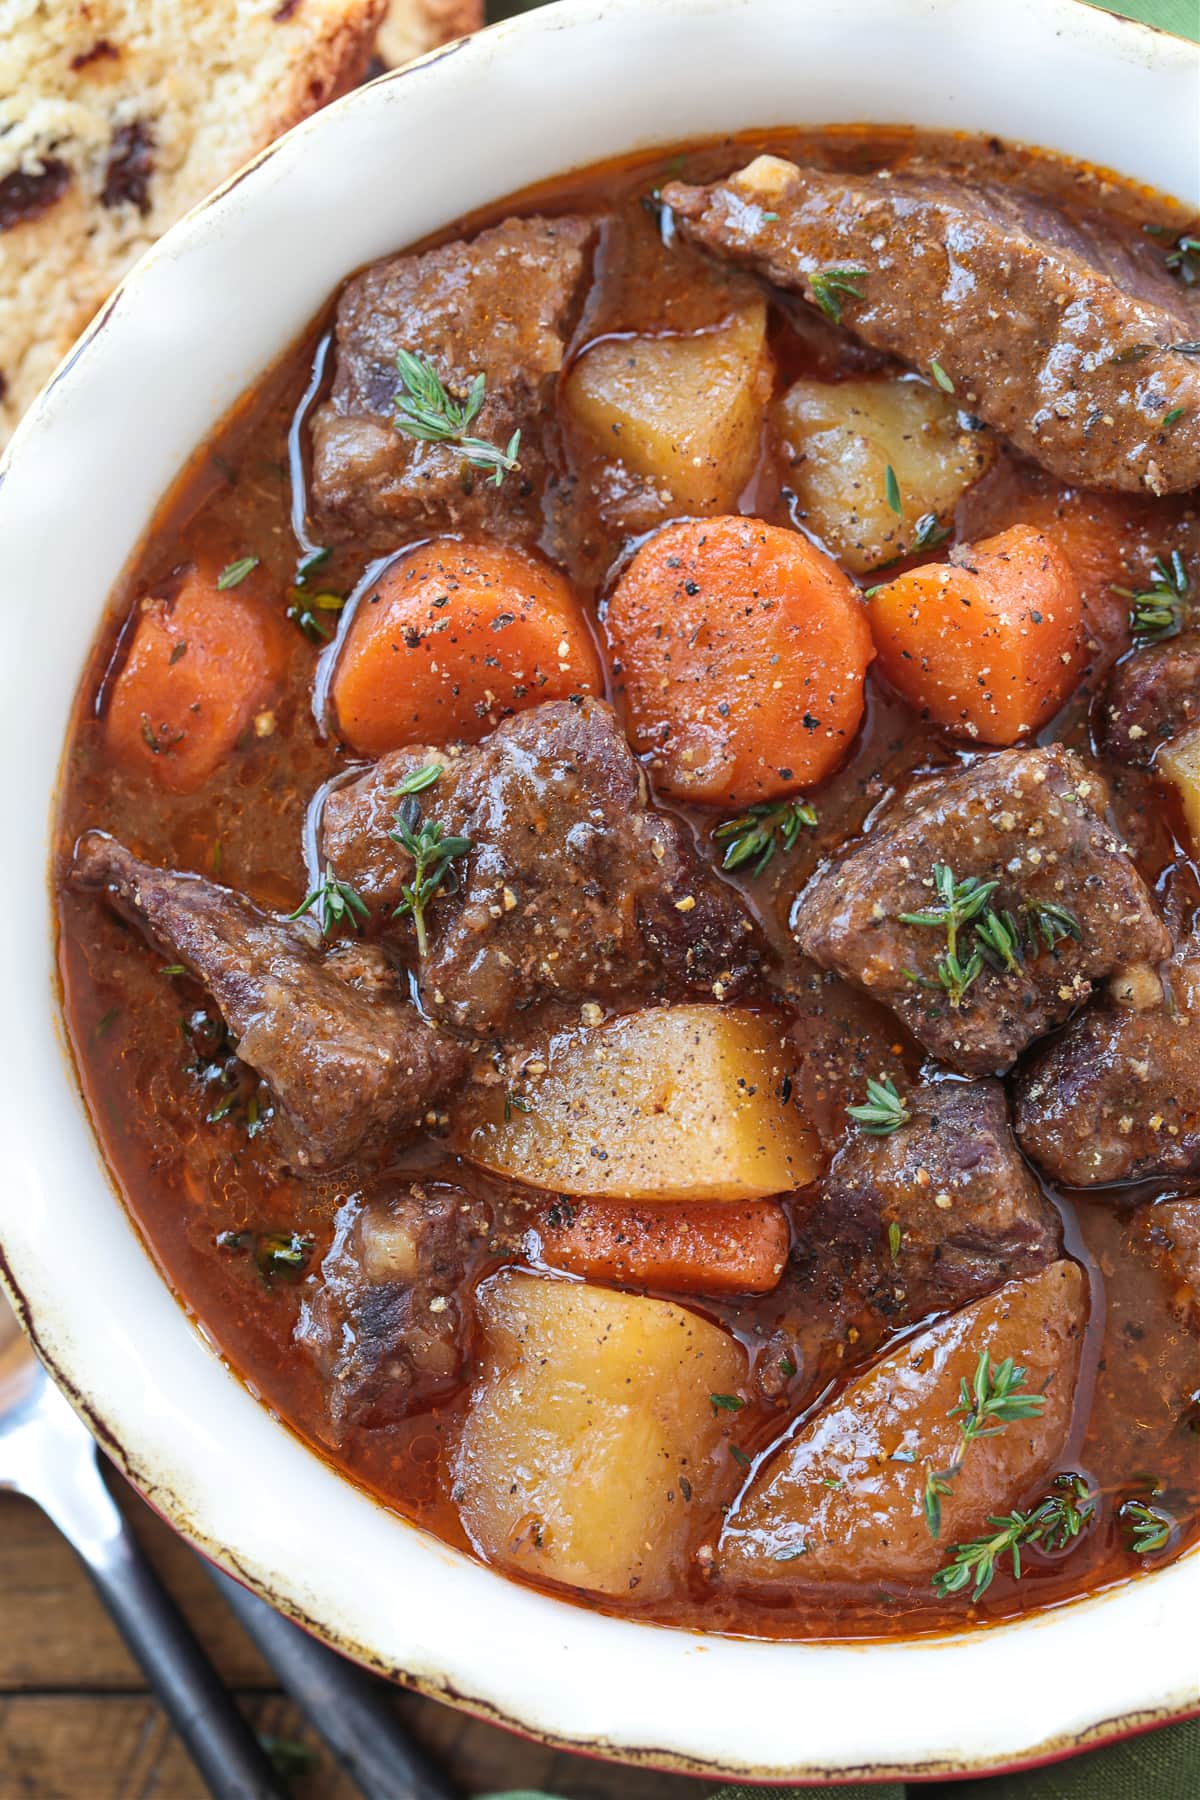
[
  {"x1": 482, "y1": 1718, "x2": 1200, "y2": 1796},
  {"x1": 480, "y1": 0, "x2": 1196, "y2": 1793},
  {"x1": 1087, "y1": 0, "x2": 1199, "y2": 41}
]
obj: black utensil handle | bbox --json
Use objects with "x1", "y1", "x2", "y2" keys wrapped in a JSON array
[
  {"x1": 38, "y1": 1454, "x2": 285, "y2": 1799},
  {"x1": 211, "y1": 1566, "x2": 460, "y2": 1800}
]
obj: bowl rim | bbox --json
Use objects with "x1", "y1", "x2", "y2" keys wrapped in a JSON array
[{"x1": 2, "y1": 0, "x2": 1199, "y2": 1781}]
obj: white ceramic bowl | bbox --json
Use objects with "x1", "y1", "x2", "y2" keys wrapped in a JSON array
[{"x1": 2, "y1": 0, "x2": 1198, "y2": 1779}]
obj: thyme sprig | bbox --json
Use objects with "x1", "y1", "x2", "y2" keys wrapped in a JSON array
[
  {"x1": 287, "y1": 868, "x2": 369, "y2": 937},
  {"x1": 808, "y1": 265, "x2": 868, "y2": 324},
  {"x1": 393, "y1": 348, "x2": 521, "y2": 488},
  {"x1": 1120, "y1": 1498, "x2": 1173, "y2": 1555},
  {"x1": 900, "y1": 865, "x2": 1082, "y2": 1009},
  {"x1": 1115, "y1": 551, "x2": 1191, "y2": 640},
  {"x1": 713, "y1": 796, "x2": 818, "y2": 877},
  {"x1": 923, "y1": 1352, "x2": 1047, "y2": 1538},
  {"x1": 847, "y1": 1074, "x2": 910, "y2": 1136},
  {"x1": 388, "y1": 769, "x2": 472, "y2": 958},
  {"x1": 933, "y1": 1474, "x2": 1093, "y2": 1600}
]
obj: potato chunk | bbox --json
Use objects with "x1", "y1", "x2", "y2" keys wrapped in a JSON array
[
  {"x1": 776, "y1": 376, "x2": 993, "y2": 574},
  {"x1": 564, "y1": 303, "x2": 773, "y2": 531},
  {"x1": 455, "y1": 1004, "x2": 820, "y2": 1200},
  {"x1": 1158, "y1": 723, "x2": 1200, "y2": 851},
  {"x1": 455, "y1": 1271, "x2": 747, "y2": 1598},
  {"x1": 720, "y1": 1261, "x2": 1086, "y2": 1586}
]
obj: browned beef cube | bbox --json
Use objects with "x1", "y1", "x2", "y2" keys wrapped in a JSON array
[
  {"x1": 821, "y1": 1078, "x2": 1060, "y2": 1320},
  {"x1": 320, "y1": 697, "x2": 762, "y2": 1035},
  {"x1": 72, "y1": 834, "x2": 468, "y2": 1171},
  {"x1": 1016, "y1": 939, "x2": 1200, "y2": 1186},
  {"x1": 297, "y1": 1184, "x2": 492, "y2": 1430},
  {"x1": 310, "y1": 215, "x2": 595, "y2": 549},
  {"x1": 1104, "y1": 629, "x2": 1200, "y2": 767},
  {"x1": 664, "y1": 158, "x2": 1200, "y2": 495},
  {"x1": 1139, "y1": 1198, "x2": 1200, "y2": 1327},
  {"x1": 793, "y1": 746, "x2": 1169, "y2": 1074}
]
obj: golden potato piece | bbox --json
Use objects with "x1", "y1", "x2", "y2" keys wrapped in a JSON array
[
  {"x1": 455, "y1": 1004, "x2": 820, "y2": 1200},
  {"x1": 776, "y1": 375, "x2": 993, "y2": 574},
  {"x1": 720, "y1": 1260, "x2": 1086, "y2": 1586},
  {"x1": 1158, "y1": 723, "x2": 1200, "y2": 851},
  {"x1": 564, "y1": 303, "x2": 773, "y2": 531},
  {"x1": 454, "y1": 1270, "x2": 747, "y2": 1598}
]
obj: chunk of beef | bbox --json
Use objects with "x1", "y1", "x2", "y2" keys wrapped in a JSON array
[
  {"x1": 296, "y1": 1185, "x2": 490, "y2": 1430},
  {"x1": 823, "y1": 1079, "x2": 1060, "y2": 1320},
  {"x1": 1105, "y1": 631, "x2": 1200, "y2": 767},
  {"x1": 663, "y1": 158, "x2": 1200, "y2": 495},
  {"x1": 72, "y1": 834, "x2": 468, "y2": 1171},
  {"x1": 1139, "y1": 1198, "x2": 1200, "y2": 1325},
  {"x1": 320, "y1": 697, "x2": 762, "y2": 1035},
  {"x1": 1015, "y1": 937, "x2": 1200, "y2": 1186},
  {"x1": 792, "y1": 746, "x2": 1169, "y2": 1075},
  {"x1": 310, "y1": 216, "x2": 596, "y2": 550}
]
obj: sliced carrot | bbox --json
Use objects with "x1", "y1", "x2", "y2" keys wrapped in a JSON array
[
  {"x1": 106, "y1": 562, "x2": 286, "y2": 793},
  {"x1": 330, "y1": 538, "x2": 602, "y2": 756},
  {"x1": 868, "y1": 523, "x2": 1083, "y2": 745},
  {"x1": 604, "y1": 515, "x2": 873, "y2": 806},
  {"x1": 533, "y1": 1198, "x2": 790, "y2": 1295}
]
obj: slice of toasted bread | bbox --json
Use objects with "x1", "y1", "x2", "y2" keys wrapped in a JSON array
[
  {"x1": 0, "y1": 0, "x2": 389, "y2": 447},
  {"x1": 377, "y1": 0, "x2": 482, "y2": 66}
]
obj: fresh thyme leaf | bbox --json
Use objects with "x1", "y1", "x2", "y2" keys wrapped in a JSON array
[
  {"x1": 930, "y1": 358, "x2": 955, "y2": 393},
  {"x1": 808, "y1": 264, "x2": 868, "y2": 324},
  {"x1": 286, "y1": 600, "x2": 333, "y2": 642},
  {"x1": 1110, "y1": 342, "x2": 1156, "y2": 365},
  {"x1": 1117, "y1": 551, "x2": 1190, "y2": 640},
  {"x1": 713, "y1": 796, "x2": 818, "y2": 877},
  {"x1": 761, "y1": 211, "x2": 780, "y2": 223},
  {"x1": 503, "y1": 1090, "x2": 530, "y2": 1121},
  {"x1": 294, "y1": 545, "x2": 331, "y2": 585},
  {"x1": 933, "y1": 1473, "x2": 1093, "y2": 1600},
  {"x1": 974, "y1": 908, "x2": 1024, "y2": 974},
  {"x1": 779, "y1": 1355, "x2": 797, "y2": 1378},
  {"x1": 1025, "y1": 899, "x2": 1081, "y2": 952},
  {"x1": 287, "y1": 867, "x2": 369, "y2": 937},
  {"x1": 933, "y1": 946, "x2": 984, "y2": 1008},
  {"x1": 1156, "y1": 230, "x2": 1200, "y2": 285},
  {"x1": 160, "y1": 964, "x2": 186, "y2": 977},
  {"x1": 390, "y1": 762, "x2": 443, "y2": 799},
  {"x1": 710, "y1": 1393, "x2": 745, "y2": 1412},
  {"x1": 169, "y1": 639, "x2": 188, "y2": 665},
  {"x1": 910, "y1": 512, "x2": 949, "y2": 553},
  {"x1": 888, "y1": 1220, "x2": 903, "y2": 1263},
  {"x1": 884, "y1": 464, "x2": 902, "y2": 516},
  {"x1": 730, "y1": 1445, "x2": 752, "y2": 1469},
  {"x1": 924, "y1": 1468, "x2": 955, "y2": 1539},
  {"x1": 1172, "y1": 341, "x2": 1200, "y2": 356},
  {"x1": 255, "y1": 1231, "x2": 312, "y2": 1279},
  {"x1": 216, "y1": 556, "x2": 259, "y2": 590},
  {"x1": 1120, "y1": 1497, "x2": 1173, "y2": 1555},
  {"x1": 389, "y1": 790, "x2": 472, "y2": 959},
  {"x1": 393, "y1": 348, "x2": 521, "y2": 488},
  {"x1": 94, "y1": 1006, "x2": 120, "y2": 1039},
  {"x1": 951, "y1": 1351, "x2": 1047, "y2": 1445},
  {"x1": 773, "y1": 1543, "x2": 808, "y2": 1561},
  {"x1": 847, "y1": 1074, "x2": 910, "y2": 1136},
  {"x1": 1164, "y1": 406, "x2": 1186, "y2": 429}
]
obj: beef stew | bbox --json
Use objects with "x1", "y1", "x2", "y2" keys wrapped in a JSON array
[{"x1": 54, "y1": 126, "x2": 1200, "y2": 1639}]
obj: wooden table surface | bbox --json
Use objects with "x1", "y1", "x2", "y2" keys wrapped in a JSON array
[{"x1": 1, "y1": 1473, "x2": 710, "y2": 1799}]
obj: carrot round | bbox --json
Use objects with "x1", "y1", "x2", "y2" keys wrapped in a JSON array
[
  {"x1": 603, "y1": 515, "x2": 873, "y2": 806},
  {"x1": 106, "y1": 562, "x2": 286, "y2": 793},
  {"x1": 868, "y1": 524, "x2": 1083, "y2": 745},
  {"x1": 533, "y1": 1198, "x2": 790, "y2": 1295},
  {"x1": 330, "y1": 538, "x2": 602, "y2": 756}
]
